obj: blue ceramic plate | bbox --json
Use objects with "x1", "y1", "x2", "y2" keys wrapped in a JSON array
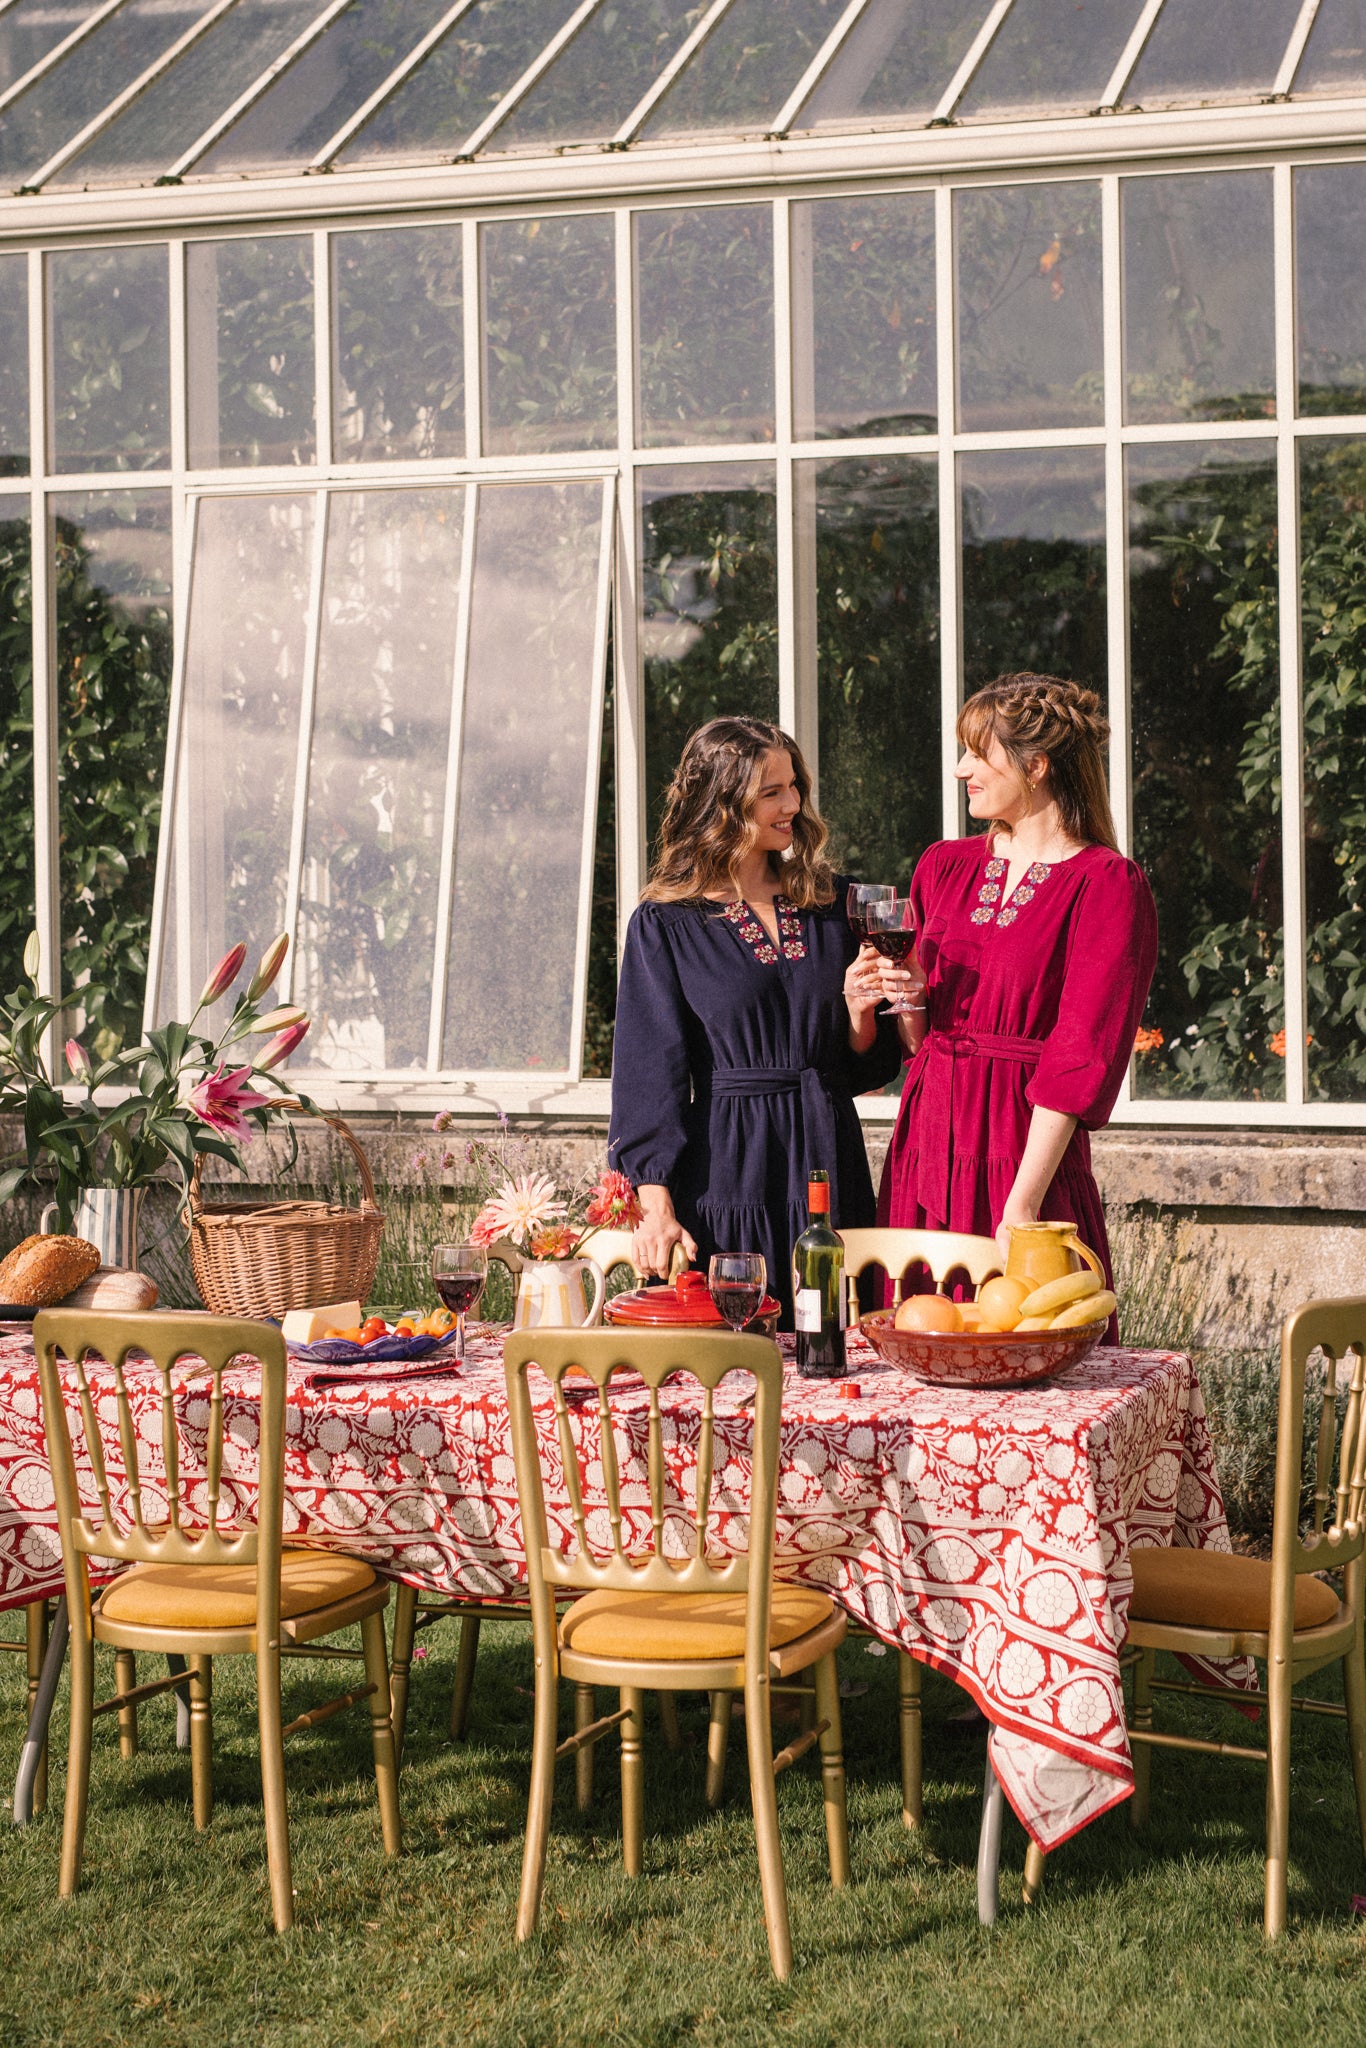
[{"x1": 287, "y1": 1329, "x2": 461, "y2": 1366}]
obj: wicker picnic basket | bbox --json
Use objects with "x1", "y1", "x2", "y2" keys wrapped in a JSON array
[{"x1": 183, "y1": 1101, "x2": 385, "y2": 1318}]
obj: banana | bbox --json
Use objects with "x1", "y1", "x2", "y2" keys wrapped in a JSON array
[
  {"x1": 1050, "y1": 1289, "x2": 1117, "y2": 1330},
  {"x1": 1018, "y1": 1269, "x2": 1102, "y2": 1319},
  {"x1": 1014, "y1": 1315, "x2": 1054, "y2": 1332}
]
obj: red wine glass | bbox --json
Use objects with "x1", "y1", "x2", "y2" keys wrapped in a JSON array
[
  {"x1": 431, "y1": 1242, "x2": 487, "y2": 1362},
  {"x1": 864, "y1": 896, "x2": 919, "y2": 1015},
  {"x1": 846, "y1": 882, "x2": 894, "y2": 943},
  {"x1": 707, "y1": 1252, "x2": 767, "y2": 1332}
]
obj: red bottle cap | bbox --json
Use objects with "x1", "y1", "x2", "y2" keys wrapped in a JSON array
[{"x1": 807, "y1": 1179, "x2": 830, "y2": 1214}]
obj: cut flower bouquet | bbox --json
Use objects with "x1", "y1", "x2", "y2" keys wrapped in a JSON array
[{"x1": 434, "y1": 1114, "x2": 640, "y2": 1260}]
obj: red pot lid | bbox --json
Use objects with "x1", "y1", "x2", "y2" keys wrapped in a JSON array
[{"x1": 605, "y1": 1269, "x2": 780, "y2": 1327}]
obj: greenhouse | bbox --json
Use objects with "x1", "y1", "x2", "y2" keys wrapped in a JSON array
[{"x1": 0, "y1": 0, "x2": 1364, "y2": 1144}]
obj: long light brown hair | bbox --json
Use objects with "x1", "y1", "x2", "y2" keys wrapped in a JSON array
[
  {"x1": 958, "y1": 673, "x2": 1119, "y2": 853},
  {"x1": 642, "y1": 717, "x2": 835, "y2": 909}
]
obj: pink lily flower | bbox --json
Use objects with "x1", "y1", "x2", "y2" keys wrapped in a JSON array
[
  {"x1": 188, "y1": 1063, "x2": 271, "y2": 1142},
  {"x1": 247, "y1": 932, "x2": 290, "y2": 1003},
  {"x1": 250, "y1": 1005, "x2": 307, "y2": 1035},
  {"x1": 198, "y1": 943, "x2": 246, "y2": 1008},
  {"x1": 65, "y1": 1038, "x2": 91, "y2": 1083},
  {"x1": 255, "y1": 1021, "x2": 310, "y2": 1071}
]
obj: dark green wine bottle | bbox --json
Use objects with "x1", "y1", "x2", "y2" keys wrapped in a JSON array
[{"x1": 793, "y1": 1170, "x2": 845, "y2": 1379}]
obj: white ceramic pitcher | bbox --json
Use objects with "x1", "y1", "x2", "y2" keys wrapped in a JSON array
[{"x1": 512, "y1": 1256, "x2": 605, "y2": 1331}]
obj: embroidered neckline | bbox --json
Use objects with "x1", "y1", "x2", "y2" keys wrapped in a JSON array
[
  {"x1": 723, "y1": 894, "x2": 807, "y2": 964},
  {"x1": 969, "y1": 855, "x2": 1053, "y2": 929}
]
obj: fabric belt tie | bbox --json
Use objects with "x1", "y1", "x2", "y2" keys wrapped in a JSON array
[
  {"x1": 910, "y1": 1029, "x2": 1048, "y2": 1220},
  {"x1": 925, "y1": 1028, "x2": 1043, "y2": 1067},
  {"x1": 704, "y1": 1065, "x2": 842, "y2": 1213}
]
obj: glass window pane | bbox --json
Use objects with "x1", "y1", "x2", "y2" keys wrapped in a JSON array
[
  {"x1": 291, "y1": 489, "x2": 465, "y2": 1075},
  {"x1": 195, "y1": 0, "x2": 459, "y2": 175},
  {"x1": 640, "y1": 0, "x2": 849, "y2": 137},
  {"x1": 792, "y1": 0, "x2": 991, "y2": 131},
  {"x1": 1123, "y1": 171, "x2": 1275, "y2": 425},
  {"x1": 794, "y1": 192, "x2": 936, "y2": 440},
  {"x1": 54, "y1": 491, "x2": 172, "y2": 1056},
  {"x1": 49, "y1": 245, "x2": 171, "y2": 473},
  {"x1": 481, "y1": 214, "x2": 615, "y2": 455},
  {"x1": 636, "y1": 204, "x2": 774, "y2": 447},
  {"x1": 1299, "y1": 439, "x2": 1366, "y2": 1102},
  {"x1": 1296, "y1": 163, "x2": 1366, "y2": 416},
  {"x1": 491, "y1": 0, "x2": 700, "y2": 153},
  {"x1": 337, "y1": 0, "x2": 583, "y2": 167},
  {"x1": 441, "y1": 480, "x2": 609, "y2": 1072},
  {"x1": 0, "y1": 498, "x2": 33, "y2": 996},
  {"x1": 640, "y1": 462, "x2": 778, "y2": 835},
  {"x1": 333, "y1": 226, "x2": 463, "y2": 462},
  {"x1": 960, "y1": 448, "x2": 1106, "y2": 692},
  {"x1": 811, "y1": 454, "x2": 939, "y2": 891},
  {"x1": 960, "y1": 0, "x2": 1141, "y2": 119},
  {"x1": 1122, "y1": 0, "x2": 1303, "y2": 105},
  {"x1": 1295, "y1": 0, "x2": 1366, "y2": 97},
  {"x1": 0, "y1": 254, "x2": 29, "y2": 477},
  {"x1": 156, "y1": 494, "x2": 314, "y2": 1022},
  {"x1": 0, "y1": 1, "x2": 215, "y2": 187},
  {"x1": 956, "y1": 182, "x2": 1103, "y2": 432},
  {"x1": 186, "y1": 236, "x2": 315, "y2": 469},
  {"x1": 0, "y1": 3, "x2": 110, "y2": 97},
  {"x1": 51, "y1": 0, "x2": 333, "y2": 186},
  {"x1": 1127, "y1": 444, "x2": 1281, "y2": 1102}
]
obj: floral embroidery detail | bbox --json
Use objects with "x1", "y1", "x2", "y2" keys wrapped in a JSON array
[
  {"x1": 970, "y1": 907, "x2": 995, "y2": 926},
  {"x1": 723, "y1": 894, "x2": 806, "y2": 964},
  {"x1": 997, "y1": 906, "x2": 1019, "y2": 927},
  {"x1": 974, "y1": 852, "x2": 1053, "y2": 930},
  {"x1": 776, "y1": 896, "x2": 807, "y2": 960}
]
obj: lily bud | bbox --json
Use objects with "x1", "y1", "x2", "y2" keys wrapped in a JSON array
[
  {"x1": 198, "y1": 942, "x2": 246, "y2": 1008},
  {"x1": 250, "y1": 1005, "x2": 307, "y2": 1034},
  {"x1": 256, "y1": 1020, "x2": 309, "y2": 1071},
  {"x1": 246, "y1": 931, "x2": 289, "y2": 1003},
  {"x1": 22, "y1": 931, "x2": 40, "y2": 981},
  {"x1": 65, "y1": 1038, "x2": 91, "y2": 1083}
]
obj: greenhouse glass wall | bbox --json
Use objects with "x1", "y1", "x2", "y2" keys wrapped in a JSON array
[{"x1": 1, "y1": 0, "x2": 1365, "y2": 1130}]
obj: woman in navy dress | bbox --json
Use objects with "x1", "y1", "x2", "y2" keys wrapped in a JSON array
[{"x1": 608, "y1": 717, "x2": 900, "y2": 1326}]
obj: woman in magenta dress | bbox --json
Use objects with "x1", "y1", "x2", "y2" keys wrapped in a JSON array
[{"x1": 873, "y1": 674, "x2": 1157, "y2": 1308}]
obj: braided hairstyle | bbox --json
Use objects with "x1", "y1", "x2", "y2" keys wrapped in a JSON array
[
  {"x1": 643, "y1": 716, "x2": 835, "y2": 909},
  {"x1": 958, "y1": 673, "x2": 1119, "y2": 853}
]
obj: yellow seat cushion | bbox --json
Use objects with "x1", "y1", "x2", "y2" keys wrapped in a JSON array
[
  {"x1": 1129, "y1": 1547, "x2": 1340, "y2": 1634},
  {"x1": 99, "y1": 1548, "x2": 376, "y2": 1630},
  {"x1": 559, "y1": 1584, "x2": 834, "y2": 1662}
]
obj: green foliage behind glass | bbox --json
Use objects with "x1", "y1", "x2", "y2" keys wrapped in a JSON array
[
  {"x1": 49, "y1": 245, "x2": 170, "y2": 473},
  {"x1": 481, "y1": 215, "x2": 616, "y2": 455},
  {"x1": 188, "y1": 237, "x2": 315, "y2": 468},
  {"x1": 333, "y1": 226, "x2": 464, "y2": 461},
  {"x1": 636, "y1": 206, "x2": 774, "y2": 446},
  {"x1": 0, "y1": 510, "x2": 34, "y2": 998}
]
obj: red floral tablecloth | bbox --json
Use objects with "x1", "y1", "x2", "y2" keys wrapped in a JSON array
[{"x1": 0, "y1": 1329, "x2": 1247, "y2": 1849}]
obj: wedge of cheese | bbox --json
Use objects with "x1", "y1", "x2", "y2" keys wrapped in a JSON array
[{"x1": 281, "y1": 1302, "x2": 362, "y2": 1345}]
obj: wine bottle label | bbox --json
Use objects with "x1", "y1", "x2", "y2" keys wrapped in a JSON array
[{"x1": 794, "y1": 1288, "x2": 822, "y2": 1332}]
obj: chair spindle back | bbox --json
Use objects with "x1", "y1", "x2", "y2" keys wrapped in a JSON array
[{"x1": 1274, "y1": 1300, "x2": 1366, "y2": 1601}]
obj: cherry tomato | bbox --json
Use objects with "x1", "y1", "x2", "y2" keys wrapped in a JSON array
[
  {"x1": 394, "y1": 1319, "x2": 416, "y2": 1337},
  {"x1": 360, "y1": 1315, "x2": 388, "y2": 1343}
]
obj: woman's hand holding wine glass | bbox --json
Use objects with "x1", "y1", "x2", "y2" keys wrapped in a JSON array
[{"x1": 864, "y1": 896, "x2": 928, "y2": 1022}]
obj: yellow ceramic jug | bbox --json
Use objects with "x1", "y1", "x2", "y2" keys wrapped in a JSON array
[{"x1": 1003, "y1": 1220, "x2": 1104, "y2": 1291}]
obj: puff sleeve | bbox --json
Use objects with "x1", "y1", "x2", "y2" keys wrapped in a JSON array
[
  {"x1": 607, "y1": 905, "x2": 694, "y2": 1189},
  {"x1": 1026, "y1": 855, "x2": 1158, "y2": 1130}
]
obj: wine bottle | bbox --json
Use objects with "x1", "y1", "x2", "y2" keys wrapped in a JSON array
[{"x1": 793, "y1": 1170, "x2": 845, "y2": 1379}]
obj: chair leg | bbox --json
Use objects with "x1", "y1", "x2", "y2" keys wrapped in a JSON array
[
  {"x1": 1129, "y1": 1647, "x2": 1155, "y2": 1831},
  {"x1": 659, "y1": 1691, "x2": 682, "y2": 1752},
  {"x1": 812, "y1": 1651, "x2": 849, "y2": 1889},
  {"x1": 256, "y1": 1638, "x2": 293, "y2": 1934},
  {"x1": 189, "y1": 1656, "x2": 213, "y2": 1831},
  {"x1": 114, "y1": 1649, "x2": 138, "y2": 1760},
  {"x1": 361, "y1": 1610, "x2": 402, "y2": 1856},
  {"x1": 1023, "y1": 1841, "x2": 1046, "y2": 1905},
  {"x1": 620, "y1": 1687, "x2": 646, "y2": 1879},
  {"x1": 1342, "y1": 1637, "x2": 1366, "y2": 1861},
  {"x1": 743, "y1": 1671, "x2": 792, "y2": 1981},
  {"x1": 574, "y1": 1684, "x2": 595, "y2": 1812},
  {"x1": 59, "y1": 1606, "x2": 95, "y2": 1898},
  {"x1": 24, "y1": 1600, "x2": 49, "y2": 1816},
  {"x1": 515, "y1": 1644, "x2": 559, "y2": 1942},
  {"x1": 705, "y1": 1690, "x2": 732, "y2": 1808},
  {"x1": 389, "y1": 1583, "x2": 417, "y2": 1765},
  {"x1": 898, "y1": 1651, "x2": 922, "y2": 1830},
  {"x1": 449, "y1": 1615, "x2": 482, "y2": 1741},
  {"x1": 1264, "y1": 1651, "x2": 1293, "y2": 1939}
]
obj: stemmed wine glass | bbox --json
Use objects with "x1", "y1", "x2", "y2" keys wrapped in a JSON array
[
  {"x1": 864, "y1": 896, "x2": 920, "y2": 1016},
  {"x1": 431, "y1": 1242, "x2": 487, "y2": 1363},
  {"x1": 846, "y1": 882, "x2": 895, "y2": 943},
  {"x1": 707, "y1": 1253, "x2": 767, "y2": 1332}
]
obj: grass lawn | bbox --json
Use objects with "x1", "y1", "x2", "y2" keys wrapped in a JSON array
[{"x1": 0, "y1": 1615, "x2": 1362, "y2": 2048}]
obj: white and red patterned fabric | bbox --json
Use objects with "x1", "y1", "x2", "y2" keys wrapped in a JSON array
[{"x1": 0, "y1": 1330, "x2": 1248, "y2": 1849}]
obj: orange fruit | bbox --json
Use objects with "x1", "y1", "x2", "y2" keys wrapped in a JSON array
[
  {"x1": 976, "y1": 1275, "x2": 1032, "y2": 1332},
  {"x1": 957, "y1": 1302, "x2": 985, "y2": 1331},
  {"x1": 894, "y1": 1293, "x2": 963, "y2": 1334}
]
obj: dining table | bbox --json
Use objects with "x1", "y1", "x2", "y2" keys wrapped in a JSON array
[{"x1": 0, "y1": 1322, "x2": 1253, "y2": 1909}]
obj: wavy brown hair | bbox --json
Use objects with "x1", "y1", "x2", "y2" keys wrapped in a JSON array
[
  {"x1": 642, "y1": 717, "x2": 835, "y2": 909},
  {"x1": 958, "y1": 673, "x2": 1119, "y2": 853}
]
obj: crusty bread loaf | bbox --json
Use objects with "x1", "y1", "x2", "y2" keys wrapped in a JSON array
[
  {"x1": 0, "y1": 1233, "x2": 102, "y2": 1307},
  {"x1": 59, "y1": 1266, "x2": 159, "y2": 1312}
]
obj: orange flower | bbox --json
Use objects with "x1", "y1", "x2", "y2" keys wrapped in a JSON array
[
  {"x1": 1270, "y1": 1030, "x2": 1311, "y2": 1058},
  {"x1": 529, "y1": 1222, "x2": 580, "y2": 1261},
  {"x1": 1133, "y1": 1026, "x2": 1164, "y2": 1054}
]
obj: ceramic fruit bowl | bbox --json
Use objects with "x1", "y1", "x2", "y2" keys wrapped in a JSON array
[{"x1": 858, "y1": 1309, "x2": 1103, "y2": 1388}]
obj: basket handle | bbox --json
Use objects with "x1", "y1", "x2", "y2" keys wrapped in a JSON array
[{"x1": 185, "y1": 1099, "x2": 379, "y2": 1218}]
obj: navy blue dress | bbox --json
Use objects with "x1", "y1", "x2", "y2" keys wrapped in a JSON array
[{"x1": 607, "y1": 880, "x2": 901, "y2": 1327}]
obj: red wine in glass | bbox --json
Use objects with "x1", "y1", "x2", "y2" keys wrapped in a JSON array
[
  {"x1": 847, "y1": 882, "x2": 893, "y2": 944},
  {"x1": 435, "y1": 1274, "x2": 485, "y2": 1316},
  {"x1": 865, "y1": 898, "x2": 919, "y2": 1016},
  {"x1": 708, "y1": 1252, "x2": 767, "y2": 1332},
  {"x1": 431, "y1": 1242, "x2": 487, "y2": 1361}
]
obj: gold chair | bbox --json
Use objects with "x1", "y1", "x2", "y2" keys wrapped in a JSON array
[
  {"x1": 34, "y1": 1308, "x2": 401, "y2": 1932},
  {"x1": 505, "y1": 1326, "x2": 849, "y2": 1980},
  {"x1": 1, "y1": 1599, "x2": 56, "y2": 1813}
]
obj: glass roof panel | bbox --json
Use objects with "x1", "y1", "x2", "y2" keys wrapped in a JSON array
[
  {"x1": 0, "y1": 0, "x2": 213, "y2": 187},
  {"x1": 1293, "y1": 0, "x2": 1366, "y2": 97},
  {"x1": 490, "y1": 0, "x2": 702, "y2": 154},
  {"x1": 337, "y1": 0, "x2": 582, "y2": 166},
  {"x1": 960, "y1": 0, "x2": 1145, "y2": 120},
  {"x1": 791, "y1": 0, "x2": 992, "y2": 131},
  {"x1": 639, "y1": 0, "x2": 848, "y2": 138},
  {"x1": 194, "y1": 0, "x2": 455, "y2": 175},
  {"x1": 0, "y1": 1, "x2": 108, "y2": 98},
  {"x1": 1122, "y1": 0, "x2": 1304, "y2": 105},
  {"x1": 52, "y1": 0, "x2": 334, "y2": 186}
]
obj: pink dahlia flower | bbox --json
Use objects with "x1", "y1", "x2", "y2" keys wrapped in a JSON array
[
  {"x1": 585, "y1": 1168, "x2": 640, "y2": 1229},
  {"x1": 188, "y1": 1063, "x2": 271, "y2": 1142}
]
